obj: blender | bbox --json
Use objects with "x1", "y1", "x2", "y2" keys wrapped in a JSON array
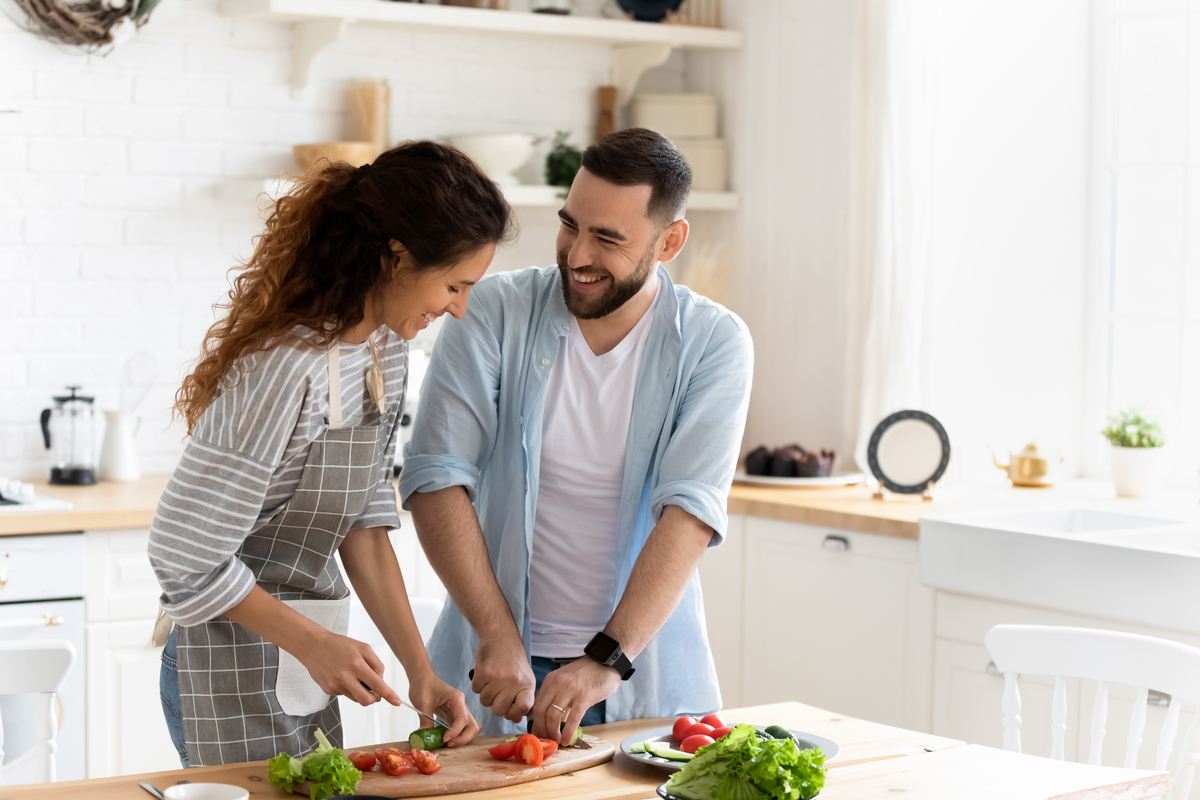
[{"x1": 39, "y1": 387, "x2": 98, "y2": 485}]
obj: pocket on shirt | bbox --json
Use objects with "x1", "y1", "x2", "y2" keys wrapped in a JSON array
[{"x1": 274, "y1": 597, "x2": 351, "y2": 717}]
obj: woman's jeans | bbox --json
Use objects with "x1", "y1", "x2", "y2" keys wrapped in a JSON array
[{"x1": 160, "y1": 625, "x2": 190, "y2": 768}]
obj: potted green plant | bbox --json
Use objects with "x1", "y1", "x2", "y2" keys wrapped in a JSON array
[
  {"x1": 545, "y1": 131, "x2": 582, "y2": 189},
  {"x1": 1101, "y1": 406, "x2": 1166, "y2": 497}
]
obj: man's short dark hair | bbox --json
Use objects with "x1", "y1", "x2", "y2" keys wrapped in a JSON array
[{"x1": 581, "y1": 128, "x2": 692, "y2": 225}]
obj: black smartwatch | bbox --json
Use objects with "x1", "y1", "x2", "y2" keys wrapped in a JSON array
[{"x1": 584, "y1": 632, "x2": 635, "y2": 680}]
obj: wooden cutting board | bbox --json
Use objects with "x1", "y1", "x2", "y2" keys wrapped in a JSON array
[{"x1": 296, "y1": 734, "x2": 614, "y2": 798}]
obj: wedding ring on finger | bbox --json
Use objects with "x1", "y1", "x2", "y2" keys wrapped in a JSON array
[{"x1": 550, "y1": 703, "x2": 571, "y2": 720}]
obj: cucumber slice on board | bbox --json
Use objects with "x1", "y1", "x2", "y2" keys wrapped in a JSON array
[{"x1": 408, "y1": 726, "x2": 448, "y2": 750}]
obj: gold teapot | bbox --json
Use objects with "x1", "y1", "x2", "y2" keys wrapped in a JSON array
[{"x1": 993, "y1": 442, "x2": 1063, "y2": 488}]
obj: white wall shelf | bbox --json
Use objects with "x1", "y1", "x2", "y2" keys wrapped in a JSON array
[
  {"x1": 218, "y1": 0, "x2": 743, "y2": 94},
  {"x1": 222, "y1": 178, "x2": 738, "y2": 212}
]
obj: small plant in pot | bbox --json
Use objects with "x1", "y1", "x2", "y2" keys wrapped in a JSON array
[{"x1": 1101, "y1": 406, "x2": 1166, "y2": 497}]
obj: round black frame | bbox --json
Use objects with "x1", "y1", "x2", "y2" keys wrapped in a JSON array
[{"x1": 866, "y1": 409, "x2": 951, "y2": 495}]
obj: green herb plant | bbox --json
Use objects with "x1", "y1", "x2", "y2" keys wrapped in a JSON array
[
  {"x1": 1101, "y1": 406, "x2": 1165, "y2": 449},
  {"x1": 268, "y1": 728, "x2": 362, "y2": 800},
  {"x1": 664, "y1": 724, "x2": 826, "y2": 800},
  {"x1": 545, "y1": 131, "x2": 582, "y2": 189}
]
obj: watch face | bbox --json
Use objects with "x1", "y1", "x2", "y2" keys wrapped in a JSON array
[{"x1": 587, "y1": 633, "x2": 619, "y2": 662}]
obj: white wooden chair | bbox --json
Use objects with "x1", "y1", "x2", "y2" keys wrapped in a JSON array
[
  {"x1": 0, "y1": 640, "x2": 77, "y2": 785},
  {"x1": 985, "y1": 624, "x2": 1200, "y2": 800}
]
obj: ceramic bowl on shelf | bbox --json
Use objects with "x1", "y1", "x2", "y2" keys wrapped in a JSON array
[
  {"x1": 449, "y1": 133, "x2": 537, "y2": 187},
  {"x1": 292, "y1": 141, "x2": 378, "y2": 173}
]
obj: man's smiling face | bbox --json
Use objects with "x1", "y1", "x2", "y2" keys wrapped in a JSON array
[{"x1": 555, "y1": 168, "x2": 663, "y2": 320}]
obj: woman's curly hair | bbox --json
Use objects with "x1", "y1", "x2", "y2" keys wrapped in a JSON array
[{"x1": 175, "y1": 140, "x2": 513, "y2": 434}]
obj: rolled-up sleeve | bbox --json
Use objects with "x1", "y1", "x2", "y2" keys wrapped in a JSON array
[
  {"x1": 399, "y1": 285, "x2": 503, "y2": 508},
  {"x1": 650, "y1": 315, "x2": 754, "y2": 546},
  {"x1": 148, "y1": 440, "x2": 273, "y2": 626}
]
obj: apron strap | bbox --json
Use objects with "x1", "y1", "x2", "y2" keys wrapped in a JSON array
[{"x1": 327, "y1": 345, "x2": 343, "y2": 429}]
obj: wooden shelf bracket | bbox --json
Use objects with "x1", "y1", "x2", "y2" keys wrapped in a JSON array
[
  {"x1": 610, "y1": 42, "x2": 672, "y2": 110},
  {"x1": 290, "y1": 18, "x2": 349, "y2": 96}
]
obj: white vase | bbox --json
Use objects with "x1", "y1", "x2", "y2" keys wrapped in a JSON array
[{"x1": 1109, "y1": 445, "x2": 1164, "y2": 498}]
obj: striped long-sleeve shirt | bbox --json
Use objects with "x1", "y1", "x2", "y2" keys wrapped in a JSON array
[{"x1": 148, "y1": 328, "x2": 407, "y2": 627}]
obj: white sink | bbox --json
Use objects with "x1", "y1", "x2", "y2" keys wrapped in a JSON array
[{"x1": 920, "y1": 508, "x2": 1200, "y2": 633}]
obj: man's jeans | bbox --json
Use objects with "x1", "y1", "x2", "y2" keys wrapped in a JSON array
[
  {"x1": 530, "y1": 656, "x2": 606, "y2": 728},
  {"x1": 160, "y1": 626, "x2": 190, "y2": 768}
]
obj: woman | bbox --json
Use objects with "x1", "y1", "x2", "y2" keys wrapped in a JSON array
[{"x1": 149, "y1": 141, "x2": 513, "y2": 767}]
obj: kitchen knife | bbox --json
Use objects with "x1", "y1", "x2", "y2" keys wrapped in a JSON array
[
  {"x1": 138, "y1": 783, "x2": 165, "y2": 800},
  {"x1": 357, "y1": 681, "x2": 458, "y2": 734}
]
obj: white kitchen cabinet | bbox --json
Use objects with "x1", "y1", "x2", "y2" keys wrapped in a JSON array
[
  {"x1": 701, "y1": 516, "x2": 934, "y2": 732},
  {"x1": 84, "y1": 527, "x2": 181, "y2": 778},
  {"x1": 86, "y1": 617, "x2": 181, "y2": 776},
  {"x1": 932, "y1": 590, "x2": 1200, "y2": 785}
]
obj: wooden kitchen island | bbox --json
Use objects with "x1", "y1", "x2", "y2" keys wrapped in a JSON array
[{"x1": 8, "y1": 702, "x2": 1171, "y2": 800}]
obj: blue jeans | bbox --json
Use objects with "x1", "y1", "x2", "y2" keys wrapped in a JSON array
[
  {"x1": 530, "y1": 656, "x2": 606, "y2": 730},
  {"x1": 160, "y1": 626, "x2": 190, "y2": 768}
]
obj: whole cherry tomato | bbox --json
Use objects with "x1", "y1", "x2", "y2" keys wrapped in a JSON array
[
  {"x1": 710, "y1": 726, "x2": 733, "y2": 740},
  {"x1": 681, "y1": 734, "x2": 716, "y2": 754},
  {"x1": 672, "y1": 716, "x2": 698, "y2": 743},
  {"x1": 700, "y1": 714, "x2": 726, "y2": 729},
  {"x1": 681, "y1": 723, "x2": 715, "y2": 741}
]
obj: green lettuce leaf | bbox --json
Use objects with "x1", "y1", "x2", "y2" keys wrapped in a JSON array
[
  {"x1": 266, "y1": 728, "x2": 362, "y2": 799},
  {"x1": 664, "y1": 724, "x2": 827, "y2": 800}
]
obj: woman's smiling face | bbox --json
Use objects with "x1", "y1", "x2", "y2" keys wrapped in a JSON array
[{"x1": 379, "y1": 242, "x2": 496, "y2": 340}]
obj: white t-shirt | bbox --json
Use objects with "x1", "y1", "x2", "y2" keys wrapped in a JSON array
[{"x1": 528, "y1": 279, "x2": 662, "y2": 658}]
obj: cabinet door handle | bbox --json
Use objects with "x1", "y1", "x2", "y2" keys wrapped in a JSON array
[
  {"x1": 822, "y1": 534, "x2": 850, "y2": 551},
  {"x1": 986, "y1": 661, "x2": 1000, "y2": 675}
]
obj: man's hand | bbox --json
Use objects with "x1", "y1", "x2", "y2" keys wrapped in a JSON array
[
  {"x1": 408, "y1": 669, "x2": 481, "y2": 747},
  {"x1": 529, "y1": 657, "x2": 620, "y2": 744},
  {"x1": 472, "y1": 635, "x2": 537, "y2": 723}
]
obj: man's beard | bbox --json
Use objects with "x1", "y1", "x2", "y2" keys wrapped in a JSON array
[{"x1": 556, "y1": 241, "x2": 657, "y2": 320}]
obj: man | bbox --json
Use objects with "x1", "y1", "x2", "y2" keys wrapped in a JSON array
[{"x1": 400, "y1": 128, "x2": 753, "y2": 743}]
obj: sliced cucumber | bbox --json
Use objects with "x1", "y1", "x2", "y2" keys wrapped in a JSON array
[
  {"x1": 409, "y1": 725, "x2": 448, "y2": 751},
  {"x1": 629, "y1": 742, "x2": 647, "y2": 754},
  {"x1": 647, "y1": 742, "x2": 694, "y2": 762},
  {"x1": 562, "y1": 722, "x2": 584, "y2": 747}
]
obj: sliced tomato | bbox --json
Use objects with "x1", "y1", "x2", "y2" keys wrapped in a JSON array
[
  {"x1": 700, "y1": 714, "x2": 726, "y2": 729},
  {"x1": 380, "y1": 751, "x2": 411, "y2": 776},
  {"x1": 672, "y1": 716, "x2": 697, "y2": 743},
  {"x1": 538, "y1": 738, "x2": 559, "y2": 758},
  {"x1": 413, "y1": 749, "x2": 442, "y2": 775},
  {"x1": 489, "y1": 740, "x2": 518, "y2": 761},
  {"x1": 514, "y1": 733, "x2": 543, "y2": 766},
  {"x1": 347, "y1": 750, "x2": 376, "y2": 771}
]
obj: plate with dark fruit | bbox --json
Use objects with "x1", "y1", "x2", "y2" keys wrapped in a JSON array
[{"x1": 735, "y1": 445, "x2": 865, "y2": 487}]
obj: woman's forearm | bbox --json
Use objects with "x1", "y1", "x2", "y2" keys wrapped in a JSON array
[
  {"x1": 223, "y1": 584, "x2": 330, "y2": 655},
  {"x1": 339, "y1": 526, "x2": 434, "y2": 679}
]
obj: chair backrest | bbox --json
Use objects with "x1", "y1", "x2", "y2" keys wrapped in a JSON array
[
  {"x1": 0, "y1": 640, "x2": 76, "y2": 786},
  {"x1": 985, "y1": 624, "x2": 1200, "y2": 800}
]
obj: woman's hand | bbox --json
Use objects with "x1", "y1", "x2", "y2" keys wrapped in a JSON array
[
  {"x1": 408, "y1": 669, "x2": 481, "y2": 747},
  {"x1": 296, "y1": 630, "x2": 402, "y2": 708}
]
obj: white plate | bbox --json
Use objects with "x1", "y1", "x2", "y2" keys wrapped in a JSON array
[
  {"x1": 733, "y1": 471, "x2": 865, "y2": 488},
  {"x1": 620, "y1": 725, "x2": 840, "y2": 773}
]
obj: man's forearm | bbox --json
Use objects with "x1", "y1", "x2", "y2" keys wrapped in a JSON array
[
  {"x1": 408, "y1": 486, "x2": 521, "y2": 642},
  {"x1": 603, "y1": 505, "x2": 713, "y2": 659}
]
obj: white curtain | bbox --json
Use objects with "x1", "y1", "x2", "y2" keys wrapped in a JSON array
[{"x1": 844, "y1": 0, "x2": 935, "y2": 474}]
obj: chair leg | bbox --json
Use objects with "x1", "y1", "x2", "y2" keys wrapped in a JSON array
[
  {"x1": 1169, "y1": 713, "x2": 1200, "y2": 800},
  {"x1": 35, "y1": 692, "x2": 57, "y2": 784}
]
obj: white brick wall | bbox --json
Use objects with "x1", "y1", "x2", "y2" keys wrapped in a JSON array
[{"x1": 0, "y1": 0, "x2": 658, "y2": 480}]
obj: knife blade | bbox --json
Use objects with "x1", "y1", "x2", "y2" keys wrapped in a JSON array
[
  {"x1": 138, "y1": 783, "x2": 165, "y2": 800},
  {"x1": 398, "y1": 698, "x2": 459, "y2": 735}
]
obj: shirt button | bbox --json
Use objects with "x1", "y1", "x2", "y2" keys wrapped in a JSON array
[
  {"x1": 541, "y1": 358, "x2": 550, "y2": 366},
  {"x1": 562, "y1": 324, "x2": 570, "y2": 332}
]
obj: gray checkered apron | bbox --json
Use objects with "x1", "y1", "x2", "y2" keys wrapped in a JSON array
[{"x1": 176, "y1": 344, "x2": 398, "y2": 766}]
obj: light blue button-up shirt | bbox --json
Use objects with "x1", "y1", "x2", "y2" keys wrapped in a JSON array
[{"x1": 399, "y1": 265, "x2": 753, "y2": 732}]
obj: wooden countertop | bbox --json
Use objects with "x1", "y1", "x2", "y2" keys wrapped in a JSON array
[
  {"x1": 4, "y1": 474, "x2": 1198, "y2": 541},
  {"x1": 728, "y1": 478, "x2": 1200, "y2": 540},
  {"x1": 12, "y1": 701, "x2": 1169, "y2": 799}
]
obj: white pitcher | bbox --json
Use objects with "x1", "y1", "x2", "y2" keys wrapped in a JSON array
[{"x1": 99, "y1": 410, "x2": 141, "y2": 482}]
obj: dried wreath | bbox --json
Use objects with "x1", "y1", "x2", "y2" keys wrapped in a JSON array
[{"x1": 6, "y1": 0, "x2": 162, "y2": 49}]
